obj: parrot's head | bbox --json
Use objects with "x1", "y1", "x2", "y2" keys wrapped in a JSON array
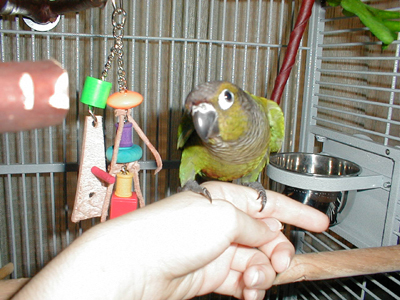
[{"x1": 185, "y1": 81, "x2": 254, "y2": 144}]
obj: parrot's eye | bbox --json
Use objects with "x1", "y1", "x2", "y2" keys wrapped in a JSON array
[{"x1": 218, "y1": 89, "x2": 234, "y2": 110}]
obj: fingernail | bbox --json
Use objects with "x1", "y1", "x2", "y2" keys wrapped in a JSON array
[
  {"x1": 248, "y1": 289, "x2": 259, "y2": 300},
  {"x1": 284, "y1": 256, "x2": 291, "y2": 271},
  {"x1": 251, "y1": 271, "x2": 259, "y2": 287},
  {"x1": 251, "y1": 270, "x2": 265, "y2": 287},
  {"x1": 265, "y1": 218, "x2": 283, "y2": 232}
]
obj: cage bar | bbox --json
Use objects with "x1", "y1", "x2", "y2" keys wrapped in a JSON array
[{"x1": 0, "y1": 0, "x2": 399, "y2": 299}]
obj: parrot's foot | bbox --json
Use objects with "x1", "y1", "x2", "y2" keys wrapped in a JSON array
[
  {"x1": 243, "y1": 182, "x2": 267, "y2": 212},
  {"x1": 179, "y1": 180, "x2": 212, "y2": 202}
]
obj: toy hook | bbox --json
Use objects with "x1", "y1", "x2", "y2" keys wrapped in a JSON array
[
  {"x1": 88, "y1": 107, "x2": 98, "y2": 127},
  {"x1": 111, "y1": 0, "x2": 124, "y2": 10}
]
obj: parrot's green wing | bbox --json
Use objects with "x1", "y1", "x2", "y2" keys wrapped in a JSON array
[
  {"x1": 246, "y1": 92, "x2": 285, "y2": 153},
  {"x1": 177, "y1": 112, "x2": 195, "y2": 149},
  {"x1": 265, "y1": 99, "x2": 285, "y2": 153}
]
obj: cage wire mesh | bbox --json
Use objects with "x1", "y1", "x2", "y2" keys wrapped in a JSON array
[
  {"x1": 0, "y1": 0, "x2": 399, "y2": 299},
  {"x1": 291, "y1": 0, "x2": 400, "y2": 299}
]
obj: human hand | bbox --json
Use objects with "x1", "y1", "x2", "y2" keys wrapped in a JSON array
[
  {"x1": 139, "y1": 181, "x2": 328, "y2": 300},
  {"x1": 85, "y1": 182, "x2": 328, "y2": 300},
  {"x1": 13, "y1": 182, "x2": 329, "y2": 300}
]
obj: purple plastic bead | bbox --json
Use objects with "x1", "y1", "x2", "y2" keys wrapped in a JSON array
[{"x1": 116, "y1": 122, "x2": 133, "y2": 148}]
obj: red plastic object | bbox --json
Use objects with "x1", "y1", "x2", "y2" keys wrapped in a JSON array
[
  {"x1": 91, "y1": 166, "x2": 116, "y2": 184},
  {"x1": 109, "y1": 192, "x2": 138, "y2": 219}
]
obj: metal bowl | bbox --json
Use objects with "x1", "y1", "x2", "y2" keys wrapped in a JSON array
[
  {"x1": 269, "y1": 153, "x2": 361, "y2": 226},
  {"x1": 269, "y1": 152, "x2": 361, "y2": 178}
]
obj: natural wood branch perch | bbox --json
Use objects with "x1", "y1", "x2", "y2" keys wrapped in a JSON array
[
  {"x1": 274, "y1": 245, "x2": 400, "y2": 285},
  {"x1": 0, "y1": 279, "x2": 30, "y2": 300}
]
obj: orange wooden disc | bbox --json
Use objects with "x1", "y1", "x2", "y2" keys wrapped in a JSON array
[{"x1": 107, "y1": 90, "x2": 143, "y2": 109}]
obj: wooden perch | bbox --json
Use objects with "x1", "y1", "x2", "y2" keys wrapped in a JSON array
[
  {"x1": 0, "y1": 278, "x2": 30, "y2": 300},
  {"x1": 0, "y1": 263, "x2": 14, "y2": 280},
  {"x1": 274, "y1": 244, "x2": 400, "y2": 285},
  {"x1": 0, "y1": 60, "x2": 69, "y2": 133},
  {"x1": 0, "y1": 263, "x2": 29, "y2": 300}
]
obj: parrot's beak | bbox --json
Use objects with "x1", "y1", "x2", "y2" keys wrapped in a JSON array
[{"x1": 191, "y1": 103, "x2": 219, "y2": 142}]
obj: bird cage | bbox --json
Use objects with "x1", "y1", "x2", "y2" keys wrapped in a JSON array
[{"x1": 0, "y1": 0, "x2": 399, "y2": 299}]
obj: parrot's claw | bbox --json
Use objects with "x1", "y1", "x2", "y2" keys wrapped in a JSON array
[
  {"x1": 180, "y1": 180, "x2": 212, "y2": 203},
  {"x1": 243, "y1": 182, "x2": 267, "y2": 212}
]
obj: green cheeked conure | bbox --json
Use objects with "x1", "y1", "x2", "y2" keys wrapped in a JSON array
[{"x1": 177, "y1": 81, "x2": 285, "y2": 211}]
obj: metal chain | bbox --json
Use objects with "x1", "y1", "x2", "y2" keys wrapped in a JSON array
[{"x1": 101, "y1": 4, "x2": 127, "y2": 93}]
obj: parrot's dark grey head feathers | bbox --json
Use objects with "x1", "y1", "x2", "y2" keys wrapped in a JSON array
[
  {"x1": 185, "y1": 81, "x2": 225, "y2": 142},
  {"x1": 185, "y1": 81, "x2": 261, "y2": 145},
  {"x1": 185, "y1": 81, "x2": 225, "y2": 106}
]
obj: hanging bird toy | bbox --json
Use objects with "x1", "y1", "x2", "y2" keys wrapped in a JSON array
[{"x1": 72, "y1": 0, "x2": 162, "y2": 223}]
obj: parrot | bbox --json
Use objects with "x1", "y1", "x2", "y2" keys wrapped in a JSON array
[{"x1": 177, "y1": 81, "x2": 285, "y2": 211}]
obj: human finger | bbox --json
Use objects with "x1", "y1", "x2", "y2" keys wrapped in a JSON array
[
  {"x1": 202, "y1": 181, "x2": 329, "y2": 232},
  {"x1": 213, "y1": 246, "x2": 274, "y2": 299},
  {"x1": 261, "y1": 189, "x2": 330, "y2": 232},
  {"x1": 270, "y1": 239, "x2": 295, "y2": 273},
  {"x1": 213, "y1": 268, "x2": 247, "y2": 299},
  {"x1": 257, "y1": 229, "x2": 295, "y2": 273},
  {"x1": 231, "y1": 246, "x2": 276, "y2": 290},
  {"x1": 243, "y1": 288, "x2": 266, "y2": 300},
  {"x1": 232, "y1": 210, "x2": 283, "y2": 247},
  {"x1": 201, "y1": 181, "x2": 263, "y2": 213},
  {"x1": 160, "y1": 189, "x2": 287, "y2": 251}
]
